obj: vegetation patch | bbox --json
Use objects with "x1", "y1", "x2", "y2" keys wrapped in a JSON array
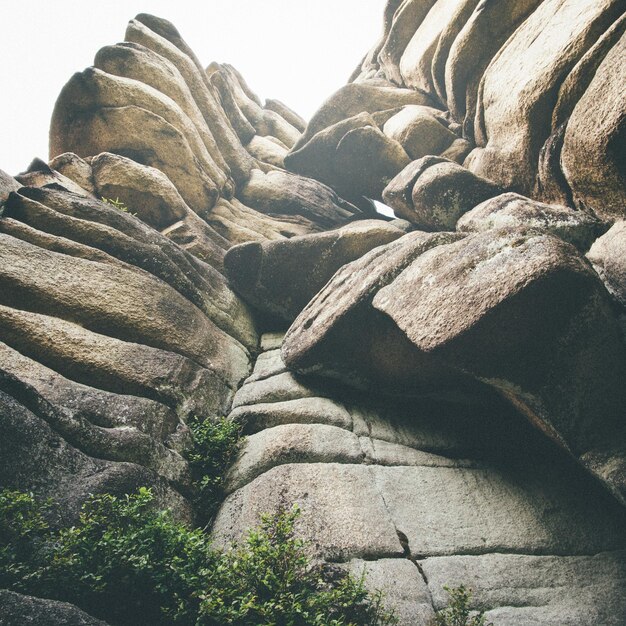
[
  {"x1": 433, "y1": 585, "x2": 492, "y2": 626},
  {"x1": 0, "y1": 488, "x2": 396, "y2": 626},
  {"x1": 187, "y1": 415, "x2": 243, "y2": 523}
]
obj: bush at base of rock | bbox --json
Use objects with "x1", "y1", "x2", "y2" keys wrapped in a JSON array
[{"x1": 0, "y1": 488, "x2": 397, "y2": 626}]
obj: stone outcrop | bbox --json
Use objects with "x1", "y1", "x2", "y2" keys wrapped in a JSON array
[{"x1": 2, "y1": 3, "x2": 626, "y2": 624}]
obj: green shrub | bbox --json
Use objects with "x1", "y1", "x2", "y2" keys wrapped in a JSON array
[
  {"x1": 187, "y1": 415, "x2": 243, "y2": 522},
  {"x1": 433, "y1": 585, "x2": 492, "y2": 626},
  {"x1": 101, "y1": 196, "x2": 136, "y2": 216},
  {"x1": 0, "y1": 489, "x2": 50, "y2": 589},
  {"x1": 197, "y1": 504, "x2": 397, "y2": 625},
  {"x1": 0, "y1": 488, "x2": 396, "y2": 626}
]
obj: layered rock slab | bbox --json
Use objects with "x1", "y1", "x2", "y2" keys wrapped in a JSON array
[
  {"x1": 225, "y1": 219, "x2": 405, "y2": 322},
  {"x1": 283, "y1": 228, "x2": 626, "y2": 506}
]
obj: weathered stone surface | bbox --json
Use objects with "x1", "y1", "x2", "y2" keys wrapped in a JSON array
[
  {"x1": 344, "y1": 559, "x2": 435, "y2": 626},
  {"x1": 382, "y1": 156, "x2": 446, "y2": 217},
  {"x1": 264, "y1": 98, "x2": 306, "y2": 133},
  {"x1": 230, "y1": 397, "x2": 352, "y2": 435},
  {"x1": 243, "y1": 349, "x2": 286, "y2": 383},
  {"x1": 287, "y1": 112, "x2": 412, "y2": 202},
  {"x1": 445, "y1": 0, "x2": 543, "y2": 138},
  {"x1": 399, "y1": 0, "x2": 467, "y2": 93},
  {"x1": 93, "y1": 41, "x2": 232, "y2": 190},
  {"x1": 0, "y1": 389, "x2": 190, "y2": 526},
  {"x1": 537, "y1": 14, "x2": 626, "y2": 208},
  {"x1": 429, "y1": 0, "x2": 481, "y2": 104},
  {"x1": 48, "y1": 152, "x2": 97, "y2": 195},
  {"x1": 208, "y1": 197, "x2": 322, "y2": 245},
  {"x1": 292, "y1": 82, "x2": 437, "y2": 152},
  {"x1": 5, "y1": 186, "x2": 258, "y2": 352},
  {"x1": 90, "y1": 152, "x2": 230, "y2": 270},
  {"x1": 0, "y1": 305, "x2": 233, "y2": 417},
  {"x1": 457, "y1": 192, "x2": 605, "y2": 251},
  {"x1": 465, "y1": 0, "x2": 623, "y2": 194},
  {"x1": 244, "y1": 134, "x2": 287, "y2": 168},
  {"x1": 562, "y1": 29, "x2": 626, "y2": 220},
  {"x1": 50, "y1": 72, "x2": 220, "y2": 217},
  {"x1": 360, "y1": 437, "x2": 473, "y2": 468},
  {"x1": 373, "y1": 462, "x2": 626, "y2": 557},
  {"x1": 382, "y1": 105, "x2": 457, "y2": 160},
  {"x1": 373, "y1": 229, "x2": 626, "y2": 505},
  {"x1": 207, "y1": 69, "x2": 257, "y2": 144},
  {"x1": 259, "y1": 331, "x2": 285, "y2": 351},
  {"x1": 0, "y1": 168, "x2": 20, "y2": 204},
  {"x1": 0, "y1": 590, "x2": 108, "y2": 626},
  {"x1": 587, "y1": 221, "x2": 626, "y2": 309},
  {"x1": 282, "y1": 231, "x2": 465, "y2": 391},
  {"x1": 212, "y1": 463, "x2": 403, "y2": 561},
  {"x1": 422, "y1": 551, "x2": 626, "y2": 626},
  {"x1": 407, "y1": 159, "x2": 503, "y2": 229},
  {"x1": 377, "y1": 0, "x2": 439, "y2": 85},
  {"x1": 224, "y1": 424, "x2": 364, "y2": 493},
  {"x1": 225, "y1": 220, "x2": 404, "y2": 322},
  {"x1": 0, "y1": 340, "x2": 189, "y2": 485},
  {"x1": 124, "y1": 18, "x2": 254, "y2": 184},
  {"x1": 231, "y1": 372, "x2": 322, "y2": 409},
  {"x1": 0, "y1": 231, "x2": 250, "y2": 386},
  {"x1": 15, "y1": 158, "x2": 94, "y2": 197},
  {"x1": 239, "y1": 169, "x2": 364, "y2": 230}
]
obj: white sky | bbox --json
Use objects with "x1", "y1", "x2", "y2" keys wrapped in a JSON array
[{"x1": 0, "y1": 1, "x2": 386, "y2": 176}]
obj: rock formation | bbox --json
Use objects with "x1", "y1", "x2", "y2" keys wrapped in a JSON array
[{"x1": 1, "y1": 3, "x2": 625, "y2": 624}]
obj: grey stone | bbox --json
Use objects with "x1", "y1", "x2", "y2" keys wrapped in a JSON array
[
  {"x1": 230, "y1": 397, "x2": 352, "y2": 435},
  {"x1": 212, "y1": 463, "x2": 404, "y2": 561},
  {"x1": 465, "y1": 0, "x2": 622, "y2": 195},
  {"x1": 225, "y1": 219, "x2": 404, "y2": 322},
  {"x1": 292, "y1": 82, "x2": 437, "y2": 152},
  {"x1": 231, "y1": 372, "x2": 321, "y2": 409},
  {"x1": 260, "y1": 331, "x2": 285, "y2": 351},
  {"x1": 457, "y1": 192, "x2": 606, "y2": 251},
  {"x1": 587, "y1": 221, "x2": 626, "y2": 310},
  {"x1": 360, "y1": 437, "x2": 474, "y2": 468},
  {"x1": 373, "y1": 228, "x2": 626, "y2": 506},
  {"x1": 282, "y1": 231, "x2": 465, "y2": 392},
  {"x1": 224, "y1": 424, "x2": 364, "y2": 493},
  {"x1": 344, "y1": 559, "x2": 435, "y2": 626},
  {"x1": 48, "y1": 152, "x2": 97, "y2": 195},
  {"x1": 382, "y1": 105, "x2": 457, "y2": 160},
  {"x1": 0, "y1": 168, "x2": 20, "y2": 205},
  {"x1": 372, "y1": 462, "x2": 626, "y2": 557},
  {"x1": 407, "y1": 159, "x2": 503, "y2": 230},
  {"x1": 239, "y1": 169, "x2": 364, "y2": 231},
  {"x1": 422, "y1": 551, "x2": 626, "y2": 626},
  {"x1": 243, "y1": 349, "x2": 287, "y2": 383},
  {"x1": 562, "y1": 29, "x2": 626, "y2": 220},
  {"x1": 0, "y1": 590, "x2": 108, "y2": 626}
]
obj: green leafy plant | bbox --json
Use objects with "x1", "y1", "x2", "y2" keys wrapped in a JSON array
[
  {"x1": 197, "y1": 503, "x2": 397, "y2": 625},
  {"x1": 187, "y1": 415, "x2": 243, "y2": 522},
  {"x1": 0, "y1": 489, "x2": 50, "y2": 588},
  {"x1": 101, "y1": 196, "x2": 137, "y2": 216},
  {"x1": 0, "y1": 488, "x2": 395, "y2": 626},
  {"x1": 433, "y1": 585, "x2": 492, "y2": 626}
]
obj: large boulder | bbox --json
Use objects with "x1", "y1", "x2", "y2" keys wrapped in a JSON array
[
  {"x1": 383, "y1": 157, "x2": 503, "y2": 229},
  {"x1": 561, "y1": 29, "x2": 626, "y2": 220},
  {"x1": 224, "y1": 220, "x2": 405, "y2": 322},
  {"x1": 0, "y1": 590, "x2": 107, "y2": 626},
  {"x1": 457, "y1": 192, "x2": 606, "y2": 251},
  {"x1": 292, "y1": 82, "x2": 437, "y2": 152},
  {"x1": 464, "y1": 0, "x2": 623, "y2": 195},
  {"x1": 284, "y1": 227, "x2": 626, "y2": 505}
]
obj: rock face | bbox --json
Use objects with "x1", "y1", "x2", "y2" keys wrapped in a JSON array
[{"x1": 2, "y1": 3, "x2": 626, "y2": 625}]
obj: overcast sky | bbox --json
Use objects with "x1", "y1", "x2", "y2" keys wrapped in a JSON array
[{"x1": 0, "y1": 1, "x2": 386, "y2": 176}]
